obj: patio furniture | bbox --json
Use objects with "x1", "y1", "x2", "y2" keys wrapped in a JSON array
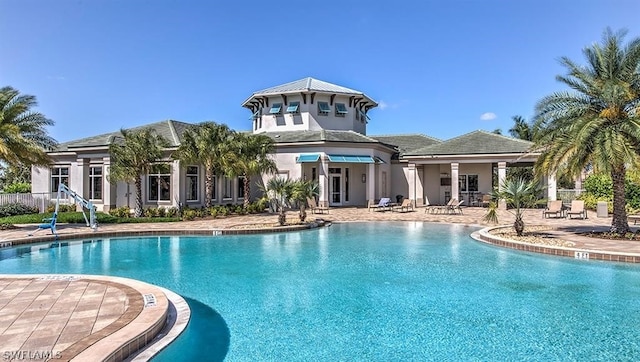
[
  {"x1": 629, "y1": 214, "x2": 640, "y2": 225},
  {"x1": 308, "y1": 198, "x2": 329, "y2": 214},
  {"x1": 448, "y1": 199, "x2": 465, "y2": 214},
  {"x1": 431, "y1": 198, "x2": 457, "y2": 214},
  {"x1": 543, "y1": 200, "x2": 564, "y2": 218},
  {"x1": 566, "y1": 200, "x2": 587, "y2": 219},
  {"x1": 369, "y1": 197, "x2": 391, "y2": 212},
  {"x1": 392, "y1": 199, "x2": 414, "y2": 212},
  {"x1": 481, "y1": 194, "x2": 493, "y2": 207}
]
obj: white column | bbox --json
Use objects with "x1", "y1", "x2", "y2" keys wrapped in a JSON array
[
  {"x1": 367, "y1": 163, "x2": 376, "y2": 203},
  {"x1": 450, "y1": 163, "x2": 459, "y2": 202},
  {"x1": 415, "y1": 166, "x2": 424, "y2": 206},
  {"x1": 102, "y1": 157, "x2": 113, "y2": 211},
  {"x1": 319, "y1": 156, "x2": 329, "y2": 205},
  {"x1": 547, "y1": 172, "x2": 557, "y2": 201},
  {"x1": 407, "y1": 164, "x2": 416, "y2": 202},
  {"x1": 70, "y1": 158, "x2": 88, "y2": 211},
  {"x1": 172, "y1": 160, "x2": 181, "y2": 207},
  {"x1": 498, "y1": 162, "x2": 508, "y2": 209}
]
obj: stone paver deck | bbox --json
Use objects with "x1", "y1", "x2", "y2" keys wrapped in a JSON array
[{"x1": 0, "y1": 206, "x2": 639, "y2": 361}]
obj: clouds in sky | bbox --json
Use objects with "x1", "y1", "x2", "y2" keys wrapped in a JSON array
[
  {"x1": 480, "y1": 112, "x2": 496, "y2": 121},
  {"x1": 378, "y1": 100, "x2": 389, "y2": 110}
]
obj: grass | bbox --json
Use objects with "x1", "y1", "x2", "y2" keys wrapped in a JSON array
[{"x1": 0, "y1": 212, "x2": 180, "y2": 225}]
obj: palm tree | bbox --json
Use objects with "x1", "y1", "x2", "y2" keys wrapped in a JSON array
[
  {"x1": 488, "y1": 178, "x2": 544, "y2": 236},
  {"x1": 227, "y1": 132, "x2": 278, "y2": 207},
  {"x1": 508, "y1": 115, "x2": 535, "y2": 141},
  {"x1": 290, "y1": 179, "x2": 319, "y2": 222},
  {"x1": 172, "y1": 122, "x2": 234, "y2": 208},
  {"x1": 0, "y1": 86, "x2": 57, "y2": 166},
  {"x1": 108, "y1": 128, "x2": 169, "y2": 217},
  {"x1": 533, "y1": 28, "x2": 640, "y2": 234},
  {"x1": 263, "y1": 177, "x2": 294, "y2": 226}
]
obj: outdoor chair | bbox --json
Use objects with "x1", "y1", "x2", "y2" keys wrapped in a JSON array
[
  {"x1": 543, "y1": 200, "x2": 564, "y2": 218},
  {"x1": 481, "y1": 194, "x2": 493, "y2": 207},
  {"x1": 448, "y1": 199, "x2": 465, "y2": 214},
  {"x1": 392, "y1": 199, "x2": 414, "y2": 212},
  {"x1": 431, "y1": 198, "x2": 457, "y2": 214},
  {"x1": 369, "y1": 197, "x2": 391, "y2": 212},
  {"x1": 307, "y1": 197, "x2": 329, "y2": 214},
  {"x1": 566, "y1": 200, "x2": 587, "y2": 219}
]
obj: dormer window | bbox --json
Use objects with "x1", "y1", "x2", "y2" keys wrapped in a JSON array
[
  {"x1": 335, "y1": 103, "x2": 348, "y2": 117},
  {"x1": 269, "y1": 103, "x2": 282, "y2": 114},
  {"x1": 286, "y1": 102, "x2": 299, "y2": 113},
  {"x1": 318, "y1": 101, "x2": 330, "y2": 115}
]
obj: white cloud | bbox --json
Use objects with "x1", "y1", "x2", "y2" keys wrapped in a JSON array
[
  {"x1": 480, "y1": 112, "x2": 497, "y2": 121},
  {"x1": 378, "y1": 100, "x2": 389, "y2": 110}
]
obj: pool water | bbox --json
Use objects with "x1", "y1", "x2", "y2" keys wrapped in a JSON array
[{"x1": 1, "y1": 222, "x2": 640, "y2": 361}]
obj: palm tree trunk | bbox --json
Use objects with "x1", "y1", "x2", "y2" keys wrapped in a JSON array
[
  {"x1": 243, "y1": 175, "x2": 251, "y2": 208},
  {"x1": 514, "y1": 213, "x2": 525, "y2": 236},
  {"x1": 278, "y1": 206, "x2": 286, "y2": 226},
  {"x1": 299, "y1": 204, "x2": 307, "y2": 222},
  {"x1": 204, "y1": 168, "x2": 213, "y2": 208},
  {"x1": 610, "y1": 166, "x2": 629, "y2": 234},
  {"x1": 134, "y1": 177, "x2": 143, "y2": 217}
]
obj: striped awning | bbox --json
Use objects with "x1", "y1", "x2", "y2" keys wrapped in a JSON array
[
  {"x1": 296, "y1": 154, "x2": 321, "y2": 163},
  {"x1": 327, "y1": 154, "x2": 375, "y2": 163}
]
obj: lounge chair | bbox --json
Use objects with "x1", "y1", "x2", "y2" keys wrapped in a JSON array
[
  {"x1": 307, "y1": 198, "x2": 329, "y2": 214},
  {"x1": 392, "y1": 199, "x2": 414, "y2": 212},
  {"x1": 369, "y1": 197, "x2": 391, "y2": 212},
  {"x1": 566, "y1": 200, "x2": 587, "y2": 219},
  {"x1": 28, "y1": 213, "x2": 58, "y2": 236},
  {"x1": 629, "y1": 214, "x2": 640, "y2": 225},
  {"x1": 431, "y1": 198, "x2": 457, "y2": 214},
  {"x1": 448, "y1": 199, "x2": 465, "y2": 214},
  {"x1": 543, "y1": 200, "x2": 564, "y2": 218}
]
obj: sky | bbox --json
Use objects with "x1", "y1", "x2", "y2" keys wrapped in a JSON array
[{"x1": 2, "y1": 0, "x2": 639, "y2": 143}]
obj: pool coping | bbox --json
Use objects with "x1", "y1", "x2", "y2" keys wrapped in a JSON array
[
  {"x1": 472, "y1": 226, "x2": 640, "y2": 263},
  {"x1": 0, "y1": 274, "x2": 190, "y2": 362}
]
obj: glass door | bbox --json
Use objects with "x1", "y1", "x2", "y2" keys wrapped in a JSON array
[{"x1": 330, "y1": 174, "x2": 342, "y2": 206}]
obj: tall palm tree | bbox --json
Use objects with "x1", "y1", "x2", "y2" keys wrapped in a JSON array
[
  {"x1": 227, "y1": 132, "x2": 278, "y2": 207},
  {"x1": 509, "y1": 115, "x2": 535, "y2": 141},
  {"x1": 533, "y1": 28, "x2": 640, "y2": 234},
  {"x1": 0, "y1": 86, "x2": 57, "y2": 166},
  {"x1": 108, "y1": 128, "x2": 169, "y2": 217},
  {"x1": 290, "y1": 179, "x2": 319, "y2": 222},
  {"x1": 172, "y1": 122, "x2": 234, "y2": 208}
]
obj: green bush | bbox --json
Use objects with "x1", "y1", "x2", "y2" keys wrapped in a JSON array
[
  {"x1": 0, "y1": 203, "x2": 39, "y2": 217},
  {"x1": 165, "y1": 207, "x2": 178, "y2": 218},
  {"x1": 46, "y1": 203, "x2": 76, "y2": 213},
  {"x1": 2, "y1": 182, "x2": 31, "y2": 193},
  {"x1": 583, "y1": 174, "x2": 612, "y2": 198},
  {"x1": 0, "y1": 211, "x2": 179, "y2": 225},
  {"x1": 182, "y1": 209, "x2": 197, "y2": 221},
  {"x1": 109, "y1": 206, "x2": 131, "y2": 218},
  {"x1": 580, "y1": 172, "x2": 640, "y2": 211}
]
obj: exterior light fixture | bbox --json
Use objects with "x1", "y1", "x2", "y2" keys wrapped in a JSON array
[{"x1": 362, "y1": 174, "x2": 366, "y2": 183}]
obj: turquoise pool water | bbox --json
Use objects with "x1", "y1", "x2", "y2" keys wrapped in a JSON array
[{"x1": 1, "y1": 222, "x2": 640, "y2": 361}]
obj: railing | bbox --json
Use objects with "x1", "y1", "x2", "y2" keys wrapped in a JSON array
[{"x1": 0, "y1": 192, "x2": 76, "y2": 213}]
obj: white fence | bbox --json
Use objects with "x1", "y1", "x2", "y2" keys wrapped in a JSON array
[{"x1": 0, "y1": 193, "x2": 60, "y2": 213}]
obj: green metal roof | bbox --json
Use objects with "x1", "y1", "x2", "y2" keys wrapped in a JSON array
[{"x1": 403, "y1": 130, "x2": 533, "y2": 156}]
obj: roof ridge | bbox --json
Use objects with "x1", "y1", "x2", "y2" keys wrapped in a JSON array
[
  {"x1": 167, "y1": 120, "x2": 179, "y2": 144},
  {"x1": 370, "y1": 133, "x2": 443, "y2": 142},
  {"x1": 474, "y1": 129, "x2": 534, "y2": 144}
]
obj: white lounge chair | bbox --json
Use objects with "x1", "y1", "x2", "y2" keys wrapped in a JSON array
[{"x1": 369, "y1": 197, "x2": 391, "y2": 212}]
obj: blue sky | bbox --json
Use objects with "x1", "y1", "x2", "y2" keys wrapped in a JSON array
[{"x1": 2, "y1": 0, "x2": 639, "y2": 143}]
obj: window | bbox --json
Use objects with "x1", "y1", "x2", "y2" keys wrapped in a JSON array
[
  {"x1": 345, "y1": 168, "x2": 349, "y2": 202},
  {"x1": 51, "y1": 167, "x2": 69, "y2": 192},
  {"x1": 459, "y1": 174, "x2": 479, "y2": 192},
  {"x1": 89, "y1": 166, "x2": 102, "y2": 200},
  {"x1": 269, "y1": 103, "x2": 282, "y2": 114},
  {"x1": 312, "y1": 167, "x2": 316, "y2": 181},
  {"x1": 186, "y1": 166, "x2": 199, "y2": 201},
  {"x1": 335, "y1": 103, "x2": 347, "y2": 116},
  {"x1": 223, "y1": 176, "x2": 233, "y2": 200},
  {"x1": 148, "y1": 164, "x2": 171, "y2": 201},
  {"x1": 237, "y1": 176, "x2": 246, "y2": 200},
  {"x1": 211, "y1": 176, "x2": 217, "y2": 201},
  {"x1": 318, "y1": 101, "x2": 330, "y2": 115},
  {"x1": 286, "y1": 102, "x2": 299, "y2": 113}
]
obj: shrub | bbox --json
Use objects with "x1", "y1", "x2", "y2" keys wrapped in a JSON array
[
  {"x1": 182, "y1": 209, "x2": 197, "y2": 221},
  {"x1": 0, "y1": 223, "x2": 16, "y2": 230},
  {"x1": 165, "y1": 207, "x2": 178, "y2": 218},
  {"x1": 46, "y1": 203, "x2": 76, "y2": 213},
  {"x1": 2, "y1": 182, "x2": 31, "y2": 193},
  {"x1": 109, "y1": 206, "x2": 131, "y2": 218},
  {"x1": 0, "y1": 203, "x2": 39, "y2": 217}
]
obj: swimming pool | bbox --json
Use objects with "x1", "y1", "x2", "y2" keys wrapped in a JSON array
[{"x1": 1, "y1": 222, "x2": 639, "y2": 360}]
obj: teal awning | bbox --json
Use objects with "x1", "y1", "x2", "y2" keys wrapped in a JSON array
[
  {"x1": 327, "y1": 154, "x2": 375, "y2": 163},
  {"x1": 296, "y1": 154, "x2": 321, "y2": 163}
]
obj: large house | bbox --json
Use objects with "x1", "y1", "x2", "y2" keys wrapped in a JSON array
[{"x1": 32, "y1": 77, "x2": 552, "y2": 211}]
